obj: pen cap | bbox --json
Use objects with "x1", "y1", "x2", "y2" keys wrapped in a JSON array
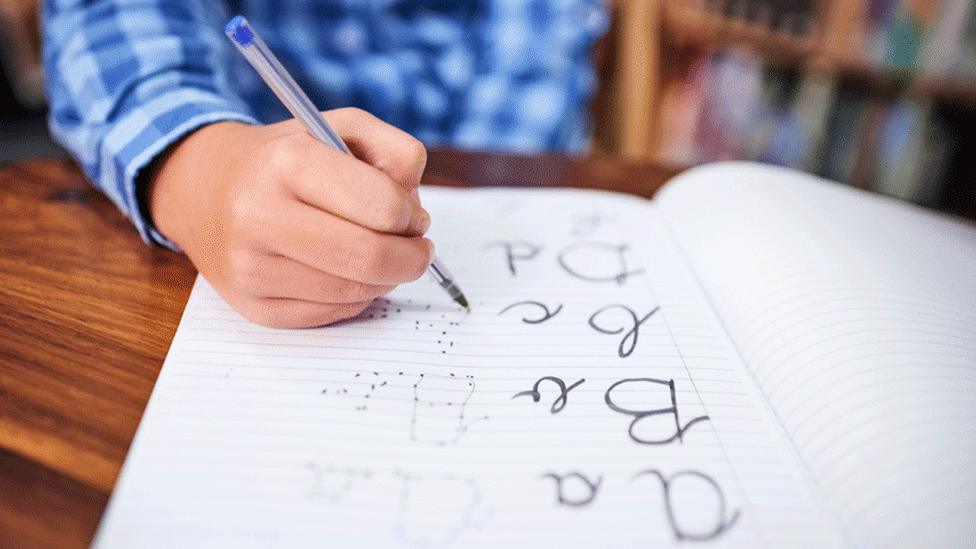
[{"x1": 224, "y1": 16, "x2": 350, "y2": 153}]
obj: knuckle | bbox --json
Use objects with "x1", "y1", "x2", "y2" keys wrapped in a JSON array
[
  {"x1": 407, "y1": 137, "x2": 427, "y2": 170},
  {"x1": 407, "y1": 241, "x2": 432, "y2": 279},
  {"x1": 227, "y1": 248, "x2": 254, "y2": 274},
  {"x1": 227, "y1": 193, "x2": 250, "y2": 224},
  {"x1": 335, "y1": 301, "x2": 372, "y2": 322},
  {"x1": 355, "y1": 241, "x2": 391, "y2": 281},
  {"x1": 227, "y1": 189, "x2": 264, "y2": 229},
  {"x1": 350, "y1": 300, "x2": 373, "y2": 317},
  {"x1": 338, "y1": 281, "x2": 373, "y2": 303},
  {"x1": 237, "y1": 297, "x2": 277, "y2": 326},
  {"x1": 311, "y1": 301, "x2": 370, "y2": 326},
  {"x1": 336, "y1": 107, "x2": 371, "y2": 122},
  {"x1": 410, "y1": 261, "x2": 427, "y2": 280},
  {"x1": 264, "y1": 139, "x2": 301, "y2": 173},
  {"x1": 225, "y1": 250, "x2": 262, "y2": 293},
  {"x1": 332, "y1": 279, "x2": 359, "y2": 302},
  {"x1": 369, "y1": 187, "x2": 409, "y2": 232}
]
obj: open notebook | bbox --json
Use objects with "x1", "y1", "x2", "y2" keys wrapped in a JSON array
[{"x1": 94, "y1": 162, "x2": 976, "y2": 549}]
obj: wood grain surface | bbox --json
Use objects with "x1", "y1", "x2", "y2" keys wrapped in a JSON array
[{"x1": 0, "y1": 150, "x2": 676, "y2": 549}]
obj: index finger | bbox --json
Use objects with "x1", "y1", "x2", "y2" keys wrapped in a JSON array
[
  {"x1": 323, "y1": 108, "x2": 427, "y2": 193},
  {"x1": 273, "y1": 133, "x2": 430, "y2": 236}
]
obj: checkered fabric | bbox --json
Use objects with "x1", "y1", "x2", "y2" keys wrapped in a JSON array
[{"x1": 43, "y1": 0, "x2": 608, "y2": 246}]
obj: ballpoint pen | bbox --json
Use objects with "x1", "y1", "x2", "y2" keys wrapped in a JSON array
[{"x1": 224, "y1": 15, "x2": 470, "y2": 312}]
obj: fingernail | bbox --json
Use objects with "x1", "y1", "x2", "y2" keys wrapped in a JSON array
[{"x1": 412, "y1": 208, "x2": 431, "y2": 234}]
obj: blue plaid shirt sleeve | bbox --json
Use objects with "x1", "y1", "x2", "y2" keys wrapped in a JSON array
[
  {"x1": 43, "y1": 0, "x2": 257, "y2": 248},
  {"x1": 43, "y1": 0, "x2": 608, "y2": 248}
]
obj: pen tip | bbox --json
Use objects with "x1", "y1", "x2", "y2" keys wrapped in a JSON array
[{"x1": 456, "y1": 294, "x2": 470, "y2": 313}]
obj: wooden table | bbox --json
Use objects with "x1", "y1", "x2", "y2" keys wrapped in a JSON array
[{"x1": 0, "y1": 150, "x2": 677, "y2": 549}]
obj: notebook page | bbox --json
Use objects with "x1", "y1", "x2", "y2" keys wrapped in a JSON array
[
  {"x1": 94, "y1": 187, "x2": 844, "y2": 548},
  {"x1": 657, "y1": 162, "x2": 976, "y2": 549}
]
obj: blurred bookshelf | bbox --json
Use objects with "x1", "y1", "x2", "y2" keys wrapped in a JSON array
[{"x1": 599, "y1": 0, "x2": 976, "y2": 219}]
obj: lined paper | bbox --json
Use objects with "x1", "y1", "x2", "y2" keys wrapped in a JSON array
[
  {"x1": 660, "y1": 162, "x2": 976, "y2": 549},
  {"x1": 95, "y1": 187, "x2": 843, "y2": 548}
]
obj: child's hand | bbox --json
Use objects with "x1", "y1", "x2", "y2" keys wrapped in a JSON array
[{"x1": 147, "y1": 108, "x2": 433, "y2": 328}]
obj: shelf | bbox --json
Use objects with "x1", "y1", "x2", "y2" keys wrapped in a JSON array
[
  {"x1": 833, "y1": 56, "x2": 976, "y2": 108},
  {"x1": 912, "y1": 75, "x2": 976, "y2": 109},
  {"x1": 662, "y1": 4, "x2": 976, "y2": 110},
  {"x1": 663, "y1": 4, "x2": 819, "y2": 65}
]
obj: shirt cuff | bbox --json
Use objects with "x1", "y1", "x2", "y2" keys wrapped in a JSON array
[{"x1": 106, "y1": 90, "x2": 259, "y2": 250}]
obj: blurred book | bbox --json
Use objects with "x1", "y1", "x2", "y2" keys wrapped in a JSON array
[
  {"x1": 715, "y1": 0, "x2": 820, "y2": 35},
  {"x1": 912, "y1": 109, "x2": 956, "y2": 206},
  {"x1": 649, "y1": 0, "x2": 975, "y2": 218},
  {"x1": 848, "y1": 97, "x2": 888, "y2": 189},
  {"x1": 819, "y1": 86, "x2": 872, "y2": 184},
  {"x1": 792, "y1": 72, "x2": 836, "y2": 172},
  {"x1": 864, "y1": 0, "x2": 900, "y2": 64},
  {"x1": 657, "y1": 55, "x2": 711, "y2": 165},
  {"x1": 885, "y1": 0, "x2": 941, "y2": 70},
  {"x1": 767, "y1": 0, "x2": 820, "y2": 35},
  {"x1": 920, "y1": 0, "x2": 973, "y2": 75},
  {"x1": 753, "y1": 69, "x2": 835, "y2": 170},
  {"x1": 874, "y1": 99, "x2": 924, "y2": 199},
  {"x1": 696, "y1": 51, "x2": 765, "y2": 161},
  {"x1": 875, "y1": 99, "x2": 957, "y2": 203},
  {"x1": 961, "y1": 3, "x2": 976, "y2": 74},
  {"x1": 751, "y1": 67, "x2": 803, "y2": 167}
]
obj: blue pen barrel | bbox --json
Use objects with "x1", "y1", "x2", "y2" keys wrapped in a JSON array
[
  {"x1": 224, "y1": 16, "x2": 350, "y2": 154},
  {"x1": 223, "y1": 15, "x2": 469, "y2": 310}
]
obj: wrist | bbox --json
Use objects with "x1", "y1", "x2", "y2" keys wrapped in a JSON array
[{"x1": 146, "y1": 121, "x2": 252, "y2": 248}]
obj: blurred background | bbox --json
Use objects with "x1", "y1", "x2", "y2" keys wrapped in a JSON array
[
  {"x1": 593, "y1": 0, "x2": 976, "y2": 219},
  {"x1": 0, "y1": 0, "x2": 62, "y2": 161},
  {"x1": 2, "y1": 0, "x2": 975, "y2": 218}
]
